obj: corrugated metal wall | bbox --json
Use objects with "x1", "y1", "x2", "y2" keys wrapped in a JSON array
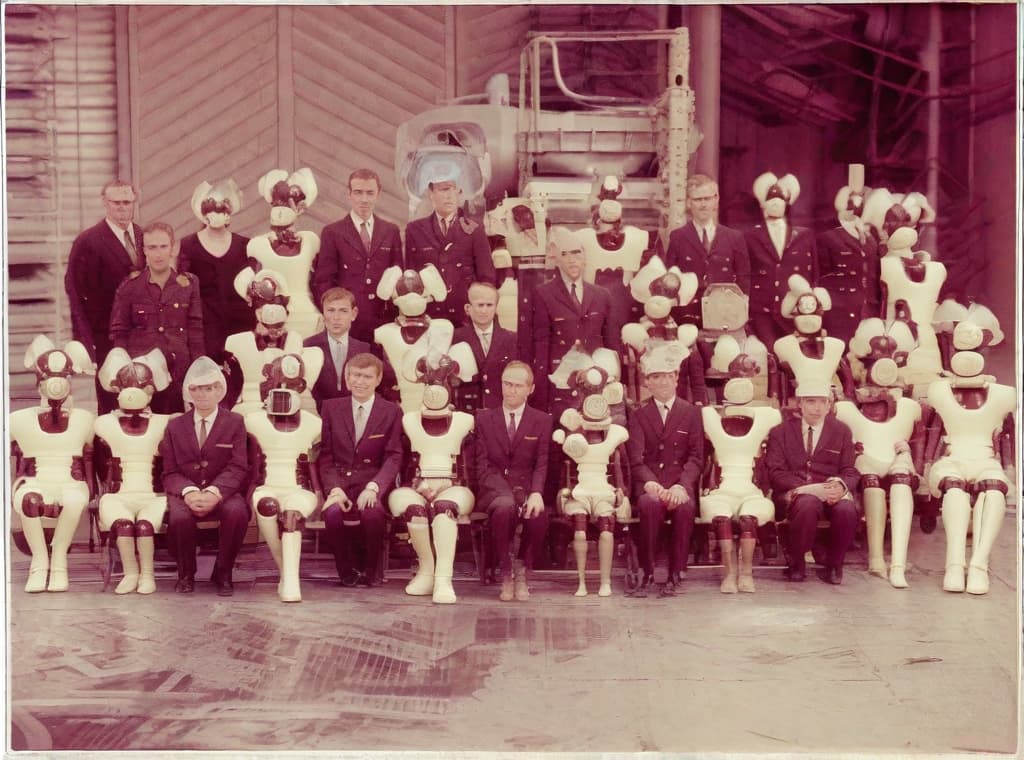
[
  {"x1": 129, "y1": 6, "x2": 448, "y2": 241},
  {"x1": 5, "y1": 5, "x2": 118, "y2": 405}
]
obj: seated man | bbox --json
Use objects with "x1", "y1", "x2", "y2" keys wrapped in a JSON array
[
  {"x1": 766, "y1": 383, "x2": 860, "y2": 585},
  {"x1": 474, "y1": 361, "x2": 551, "y2": 601},
  {"x1": 159, "y1": 356, "x2": 251, "y2": 595},
  {"x1": 625, "y1": 344, "x2": 703, "y2": 597},
  {"x1": 318, "y1": 353, "x2": 403, "y2": 587},
  {"x1": 304, "y1": 287, "x2": 370, "y2": 414}
]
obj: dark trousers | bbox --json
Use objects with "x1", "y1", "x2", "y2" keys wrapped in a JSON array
[
  {"x1": 166, "y1": 493, "x2": 249, "y2": 580},
  {"x1": 487, "y1": 496, "x2": 549, "y2": 576},
  {"x1": 636, "y1": 493, "x2": 697, "y2": 576},
  {"x1": 786, "y1": 494, "x2": 858, "y2": 571},
  {"x1": 322, "y1": 502, "x2": 386, "y2": 581}
]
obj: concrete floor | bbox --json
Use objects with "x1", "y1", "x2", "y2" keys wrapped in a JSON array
[{"x1": 6, "y1": 515, "x2": 1020, "y2": 757}]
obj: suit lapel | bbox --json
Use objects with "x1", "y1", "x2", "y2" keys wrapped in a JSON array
[
  {"x1": 357, "y1": 400, "x2": 383, "y2": 447},
  {"x1": 101, "y1": 221, "x2": 136, "y2": 269},
  {"x1": 368, "y1": 215, "x2": 386, "y2": 255}
]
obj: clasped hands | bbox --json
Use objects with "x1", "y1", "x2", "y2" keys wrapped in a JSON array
[
  {"x1": 325, "y1": 485, "x2": 378, "y2": 512},
  {"x1": 184, "y1": 489, "x2": 221, "y2": 518},
  {"x1": 643, "y1": 480, "x2": 689, "y2": 509}
]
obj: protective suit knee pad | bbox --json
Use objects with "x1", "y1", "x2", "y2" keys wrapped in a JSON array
[
  {"x1": 572, "y1": 514, "x2": 588, "y2": 532},
  {"x1": 737, "y1": 514, "x2": 758, "y2": 539},
  {"x1": 711, "y1": 515, "x2": 733, "y2": 540},
  {"x1": 433, "y1": 500, "x2": 459, "y2": 520},
  {"x1": 975, "y1": 479, "x2": 1008, "y2": 496},
  {"x1": 282, "y1": 510, "x2": 304, "y2": 532},
  {"x1": 938, "y1": 477, "x2": 967, "y2": 495},
  {"x1": 135, "y1": 520, "x2": 155, "y2": 537},
  {"x1": 596, "y1": 516, "x2": 614, "y2": 534},
  {"x1": 860, "y1": 474, "x2": 883, "y2": 490},
  {"x1": 404, "y1": 504, "x2": 429, "y2": 521},
  {"x1": 21, "y1": 492, "x2": 45, "y2": 518},
  {"x1": 887, "y1": 472, "x2": 915, "y2": 488},
  {"x1": 257, "y1": 496, "x2": 281, "y2": 517},
  {"x1": 110, "y1": 519, "x2": 135, "y2": 537}
]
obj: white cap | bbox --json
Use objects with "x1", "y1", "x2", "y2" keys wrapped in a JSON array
[{"x1": 598, "y1": 199, "x2": 622, "y2": 223}]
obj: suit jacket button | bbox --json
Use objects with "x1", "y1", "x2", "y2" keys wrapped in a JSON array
[
  {"x1": 345, "y1": 471, "x2": 353, "y2": 477},
  {"x1": 200, "y1": 460, "x2": 208, "y2": 467}
]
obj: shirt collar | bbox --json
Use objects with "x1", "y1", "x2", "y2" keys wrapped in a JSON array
[
  {"x1": 351, "y1": 211, "x2": 373, "y2": 232},
  {"x1": 437, "y1": 212, "x2": 456, "y2": 226},
  {"x1": 329, "y1": 332, "x2": 349, "y2": 347},
  {"x1": 195, "y1": 406, "x2": 218, "y2": 428},
  {"x1": 352, "y1": 395, "x2": 375, "y2": 415},
  {"x1": 503, "y1": 402, "x2": 526, "y2": 418},
  {"x1": 696, "y1": 221, "x2": 716, "y2": 238},
  {"x1": 107, "y1": 218, "x2": 133, "y2": 242},
  {"x1": 560, "y1": 271, "x2": 582, "y2": 292},
  {"x1": 474, "y1": 322, "x2": 494, "y2": 339}
]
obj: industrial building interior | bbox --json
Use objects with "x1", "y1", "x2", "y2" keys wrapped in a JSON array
[{"x1": 4, "y1": 3, "x2": 1021, "y2": 757}]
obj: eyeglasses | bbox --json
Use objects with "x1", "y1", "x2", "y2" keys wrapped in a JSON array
[{"x1": 688, "y1": 194, "x2": 717, "y2": 204}]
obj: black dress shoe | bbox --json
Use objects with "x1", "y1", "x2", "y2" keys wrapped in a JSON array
[
  {"x1": 175, "y1": 577, "x2": 195, "y2": 593},
  {"x1": 340, "y1": 570, "x2": 363, "y2": 588},
  {"x1": 816, "y1": 566, "x2": 843, "y2": 585},
  {"x1": 216, "y1": 578, "x2": 234, "y2": 597},
  {"x1": 659, "y1": 579, "x2": 678, "y2": 598},
  {"x1": 628, "y1": 574, "x2": 653, "y2": 598},
  {"x1": 782, "y1": 566, "x2": 806, "y2": 582}
]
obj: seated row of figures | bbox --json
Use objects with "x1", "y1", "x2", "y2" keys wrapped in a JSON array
[
  {"x1": 11, "y1": 306, "x2": 1014, "y2": 604},
  {"x1": 68, "y1": 165, "x2": 953, "y2": 421}
]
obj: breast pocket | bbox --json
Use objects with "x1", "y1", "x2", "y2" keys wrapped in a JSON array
[{"x1": 131, "y1": 303, "x2": 157, "y2": 330}]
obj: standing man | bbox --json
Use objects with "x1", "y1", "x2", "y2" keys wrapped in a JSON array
[
  {"x1": 303, "y1": 287, "x2": 370, "y2": 414},
  {"x1": 453, "y1": 281, "x2": 518, "y2": 412},
  {"x1": 65, "y1": 179, "x2": 144, "y2": 413},
  {"x1": 625, "y1": 348, "x2": 704, "y2": 597},
  {"x1": 312, "y1": 169, "x2": 403, "y2": 344},
  {"x1": 527, "y1": 226, "x2": 621, "y2": 411},
  {"x1": 405, "y1": 164, "x2": 495, "y2": 324},
  {"x1": 160, "y1": 357, "x2": 251, "y2": 596},
  {"x1": 745, "y1": 172, "x2": 818, "y2": 349},
  {"x1": 473, "y1": 361, "x2": 551, "y2": 601},
  {"x1": 765, "y1": 383, "x2": 860, "y2": 585},
  {"x1": 109, "y1": 222, "x2": 205, "y2": 413},
  {"x1": 318, "y1": 353, "x2": 403, "y2": 587},
  {"x1": 665, "y1": 173, "x2": 750, "y2": 327}
]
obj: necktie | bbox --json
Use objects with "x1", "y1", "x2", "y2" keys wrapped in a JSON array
[
  {"x1": 507, "y1": 411, "x2": 517, "y2": 440},
  {"x1": 480, "y1": 331, "x2": 491, "y2": 355},
  {"x1": 701, "y1": 226, "x2": 710, "y2": 253},
  {"x1": 571, "y1": 282, "x2": 582, "y2": 307},
  {"x1": 198, "y1": 417, "x2": 208, "y2": 449},
  {"x1": 332, "y1": 339, "x2": 345, "y2": 390},
  {"x1": 805, "y1": 425, "x2": 814, "y2": 458},
  {"x1": 360, "y1": 221, "x2": 371, "y2": 251},
  {"x1": 124, "y1": 230, "x2": 138, "y2": 266},
  {"x1": 660, "y1": 403, "x2": 670, "y2": 424},
  {"x1": 354, "y1": 404, "x2": 366, "y2": 442},
  {"x1": 440, "y1": 217, "x2": 449, "y2": 237}
]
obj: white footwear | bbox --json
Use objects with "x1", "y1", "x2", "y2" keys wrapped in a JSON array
[
  {"x1": 136, "y1": 573, "x2": 156, "y2": 595},
  {"x1": 47, "y1": 568, "x2": 69, "y2": 593},
  {"x1": 965, "y1": 565, "x2": 990, "y2": 595},
  {"x1": 943, "y1": 564, "x2": 966, "y2": 593},
  {"x1": 432, "y1": 575, "x2": 456, "y2": 604},
  {"x1": 24, "y1": 567, "x2": 48, "y2": 594},
  {"x1": 115, "y1": 574, "x2": 140, "y2": 595},
  {"x1": 888, "y1": 565, "x2": 908, "y2": 589}
]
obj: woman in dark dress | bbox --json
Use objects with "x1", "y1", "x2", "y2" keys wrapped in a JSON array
[{"x1": 178, "y1": 179, "x2": 256, "y2": 364}]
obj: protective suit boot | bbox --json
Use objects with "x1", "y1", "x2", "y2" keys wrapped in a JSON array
[
  {"x1": 404, "y1": 520, "x2": 435, "y2": 596},
  {"x1": 21, "y1": 516, "x2": 49, "y2": 593},
  {"x1": 719, "y1": 538, "x2": 738, "y2": 594},
  {"x1": 863, "y1": 487, "x2": 888, "y2": 577},
  {"x1": 887, "y1": 484, "x2": 914, "y2": 589},
  {"x1": 114, "y1": 535, "x2": 140, "y2": 594},
  {"x1": 597, "y1": 530, "x2": 613, "y2": 597},
  {"x1": 572, "y1": 530, "x2": 589, "y2": 597},
  {"x1": 257, "y1": 513, "x2": 284, "y2": 594},
  {"x1": 47, "y1": 507, "x2": 81, "y2": 592},
  {"x1": 430, "y1": 513, "x2": 458, "y2": 604},
  {"x1": 278, "y1": 531, "x2": 303, "y2": 602},
  {"x1": 966, "y1": 491, "x2": 1006, "y2": 595},
  {"x1": 737, "y1": 537, "x2": 757, "y2": 593},
  {"x1": 941, "y1": 489, "x2": 970, "y2": 593},
  {"x1": 136, "y1": 535, "x2": 156, "y2": 595}
]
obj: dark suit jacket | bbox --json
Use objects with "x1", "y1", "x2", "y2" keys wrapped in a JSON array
[
  {"x1": 453, "y1": 322, "x2": 519, "y2": 410},
  {"x1": 765, "y1": 414, "x2": 859, "y2": 505},
  {"x1": 745, "y1": 222, "x2": 818, "y2": 332},
  {"x1": 666, "y1": 222, "x2": 750, "y2": 323},
  {"x1": 159, "y1": 408, "x2": 250, "y2": 500},
  {"x1": 474, "y1": 405, "x2": 551, "y2": 509},
  {"x1": 527, "y1": 276, "x2": 621, "y2": 405},
  {"x1": 64, "y1": 219, "x2": 144, "y2": 361},
  {"x1": 405, "y1": 212, "x2": 495, "y2": 323},
  {"x1": 817, "y1": 226, "x2": 881, "y2": 344},
  {"x1": 303, "y1": 331, "x2": 371, "y2": 414},
  {"x1": 318, "y1": 395, "x2": 403, "y2": 498},
  {"x1": 312, "y1": 214, "x2": 403, "y2": 343},
  {"x1": 626, "y1": 397, "x2": 704, "y2": 497}
]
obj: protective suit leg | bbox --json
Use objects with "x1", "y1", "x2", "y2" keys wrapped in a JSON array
[
  {"x1": 862, "y1": 486, "x2": 888, "y2": 577},
  {"x1": 404, "y1": 519, "x2": 435, "y2": 596},
  {"x1": 941, "y1": 488, "x2": 970, "y2": 592},
  {"x1": 597, "y1": 530, "x2": 613, "y2": 597},
  {"x1": 738, "y1": 538, "x2": 756, "y2": 593},
  {"x1": 966, "y1": 490, "x2": 1006, "y2": 595},
  {"x1": 887, "y1": 484, "x2": 913, "y2": 588},
  {"x1": 47, "y1": 506, "x2": 83, "y2": 592},
  {"x1": 136, "y1": 535, "x2": 156, "y2": 595},
  {"x1": 572, "y1": 530, "x2": 589, "y2": 597},
  {"x1": 279, "y1": 531, "x2": 303, "y2": 602},
  {"x1": 431, "y1": 513, "x2": 458, "y2": 604},
  {"x1": 114, "y1": 535, "x2": 139, "y2": 595},
  {"x1": 21, "y1": 516, "x2": 49, "y2": 593}
]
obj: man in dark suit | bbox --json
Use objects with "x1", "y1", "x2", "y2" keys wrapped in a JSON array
[
  {"x1": 159, "y1": 357, "x2": 251, "y2": 595},
  {"x1": 473, "y1": 361, "x2": 551, "y2": 601},
  {"x1": 817, "y1": 181, "x2": 881, "y2": 346},
  {"x1": 745, "y1": 172, "x2": 818, "y2": 349},
  {"x1": 404, "y1": 164, "x2": 495, "y2": 324},
  {"x1": 526, "y1": 226, "x2": 621, "y2": 411},
  {"x1": 64, "y1": 179, "x2": 145, "y2": 413},
  {"x1": 626, "y1": 348, "x2": 705, "y2": 597},
  {"x1": 311, "y1": 169, "x2": 403, "y2": 344},
  {"x1": 665, "y1": 173, "x2": 751, "y2": 327},
  {"x1": 453, "y1": 281, "x2": 518, "y2": 412},
  {"x1": 766, "y1": 383, "x2": 860, "y2": 584},
  {"x1": 303, "y1": 287, "x2": 370, "y2": 414},
  {"x1": 318, "y1": 353, "x2": 403, "y2": 586}
]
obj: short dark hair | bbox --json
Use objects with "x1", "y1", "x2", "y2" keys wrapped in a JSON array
[
  {"x1": 142, "y1": 221, "x2": 175, "y2": 245},
  {"x1": 321, "y1": 287, "x2": 357, "y2": 310},
  {"x1": 348, "y1": 169, "x2": 382, "y2": 192},
  {"x1": 345, "y1": 352, "x2": 383, "y2": 378}
]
